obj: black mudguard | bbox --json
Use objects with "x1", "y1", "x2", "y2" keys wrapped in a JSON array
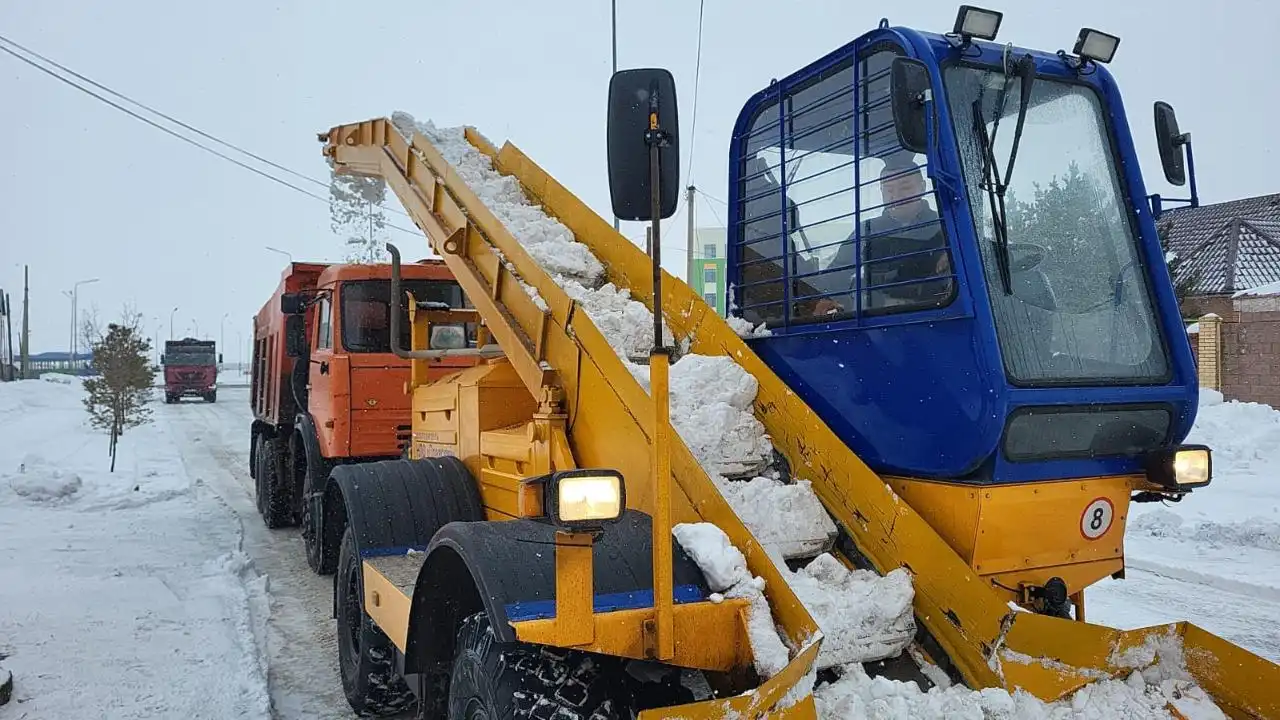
[
  {"x1": 328, "y1": 456, "x2": 484, "y2": 616},
  {"x1": 402, "y1": 510, "x2": 710, "y2": 673}
]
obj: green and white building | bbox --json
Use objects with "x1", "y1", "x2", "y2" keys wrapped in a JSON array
[{"x1": 689, "y1": 227, "x2": 727, "y2": 316}]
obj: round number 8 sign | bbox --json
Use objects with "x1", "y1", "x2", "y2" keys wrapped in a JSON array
[{"x1": 1080, "y1": 497, "x2": 1114, "y2": 540}]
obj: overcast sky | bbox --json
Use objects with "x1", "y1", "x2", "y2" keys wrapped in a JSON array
[{"x1": 2, "y1": 0, "x2": 1275, "y2": 356}]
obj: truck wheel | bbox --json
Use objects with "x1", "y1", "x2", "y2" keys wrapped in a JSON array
[
  {"x1": 336, "y1": 526, "x2": 413, "y2": 716},
  {"x1": 253, "y1": 436, "x2": 268, "y2": 519},
  {"x1": 206, "y1": 390, "x2": 217, "y2": 403},
  {"x1": 448, "y1": 612, "x2": 635, "y2": 720},
  {"x1": 261, "y1": 439, "x2": 292, "y2": 529},
  {"x1": 302, "y1": 464, "x2": 336, "y2": 575}
]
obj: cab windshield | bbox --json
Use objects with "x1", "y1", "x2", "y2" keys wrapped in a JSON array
[
  {"x1": 341, "y1": 279, "x2": 471, "y2": 353},
  {"x1": 944, "y1": 65, "x2": 1168, "y2": 385}
]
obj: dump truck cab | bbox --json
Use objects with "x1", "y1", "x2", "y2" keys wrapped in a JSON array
[
  {"x1": 161, "y1": 338, "x2": 219, "y2": 403},
  {"x1": 727, "y1": 13, "x2": 1209, "y2": 614},
  {"x1": 293, "y1": 261, "x2": 476, "y2": 460},
  {"x1": 249, "y1": 259, "x2": 481, "y2": 553}
]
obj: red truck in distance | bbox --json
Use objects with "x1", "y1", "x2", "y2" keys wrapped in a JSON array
[{"x1": 162, "y1": 338, "x2": 220, "y2": 403}]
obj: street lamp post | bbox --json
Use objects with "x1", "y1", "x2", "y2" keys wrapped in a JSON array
[
  {"x1": 67, "y1": 278, "x2": 99, "y2": 370},
  {"x1": 220, "y1": 313, "x2": 229, "y2": 366},
  {"x1": 265, "y1": 246, "x2": 292, "y2": 262},
  {"x1": 170, "y1": 306, "x2": 179, "y2": 340}
]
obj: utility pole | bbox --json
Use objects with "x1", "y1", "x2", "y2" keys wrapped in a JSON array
[
  {"x1": 20, "y1": 265, "x2": 30, "y2": 379},
  {"x1": 685, "y1": 185, "x2": 697, "y2": 283},
  {"x1": 4, "y1": 291, "x2": 13, "y2": 381}
]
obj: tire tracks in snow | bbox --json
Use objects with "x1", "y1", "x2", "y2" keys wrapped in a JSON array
[{"x1": 158, "y1": 390, "x2": 400, "y2": 719}]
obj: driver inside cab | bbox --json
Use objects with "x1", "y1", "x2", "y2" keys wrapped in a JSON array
[{"x1": 806, "y1": 154, "x2": 953, "y2": 317}]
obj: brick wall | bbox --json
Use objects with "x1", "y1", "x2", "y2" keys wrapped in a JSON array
[{"x1": 1221, "y1": 310, "x2": 1280, "y2": 409}]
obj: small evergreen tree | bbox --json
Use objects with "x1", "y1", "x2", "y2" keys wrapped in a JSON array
[{"x1": 82, "y1": 314, "x2": 153, "y2": 471}]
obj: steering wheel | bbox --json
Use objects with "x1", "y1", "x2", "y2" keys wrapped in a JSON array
[{"x1": 1006, "y1": 242, "x2": 1048, "y2": 273}]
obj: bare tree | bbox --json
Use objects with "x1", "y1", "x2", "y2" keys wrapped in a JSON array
[
  {"x1": 79, "y1": 302, "x2": 103, "y2": 356},
  {"x1": 82, "y1": 307, "x2": 153, "y2": 472}
]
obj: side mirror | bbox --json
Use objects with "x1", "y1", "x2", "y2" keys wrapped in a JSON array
[
  {"x1": 218, "y1": 353, "x2": 224, "y2": 364},
  {"x1": 890, "y1": 58, "x2": 933, "y2": 155},
  {"x1": 607, "y1": 68, "x2": 680, "y2": 221},
  {"x1": 285, "y1": 314, "x2": 307, "y2": 358},
  {"x1": 160, "y1": 355, "x2": 165, "y2": 365},
  {"x1": 281, "y1": 293, "x2": 304, "y2": 315},
  {"x1": 1154, "y1": 101, "x2": 1186, "y2": 187}
]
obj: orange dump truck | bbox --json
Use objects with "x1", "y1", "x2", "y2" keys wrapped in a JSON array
[{"x1": 249, "y1": 260, "x2": 479, "y2": 570}]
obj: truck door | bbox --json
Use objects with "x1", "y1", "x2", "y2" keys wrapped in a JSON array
[{"x1": 308, "y1": 294, "x2": 349, "y2": 457}]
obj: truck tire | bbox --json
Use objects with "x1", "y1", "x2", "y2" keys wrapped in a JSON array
[
  {"x1": 302, "y1": 460, "x2": 336, "y2": 575},
  {"x1": 253, "y1": 436, "x2": 268, "y2": 518},
  {"x1": 261, "y1": 439, "x2": 293, "y2": 529},
  {"x1": 336, "y1": 526, "x2": 414, "y2": 717},
  {"x1": 206, "y1": 390, "x2": 217, "y2": 403},
  {"x1": 448, "y1": 612, "x2": 635, "y2": 720}
]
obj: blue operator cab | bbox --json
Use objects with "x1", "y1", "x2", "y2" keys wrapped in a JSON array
[{"x1": 726, "y1": 11, "x2": 1210, "y2": 490}]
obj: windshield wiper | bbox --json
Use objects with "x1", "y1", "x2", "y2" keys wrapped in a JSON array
[{"x1": 971, "y1": 54, "x2": 1037, "y2": 295}]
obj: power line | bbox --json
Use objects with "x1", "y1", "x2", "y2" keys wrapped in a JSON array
[
  {"x1": 686, "y1": 0, "x2": 707, "y2": 183},
  {"x1": 0, "y1": 37, "x2": 424, "y2": 236},
  {"x1": 698, "y1": 189, "x2": 726, "y2": 229},
  {"x1": 0, "y1": 33, "x2": 328, "y2": 191}
]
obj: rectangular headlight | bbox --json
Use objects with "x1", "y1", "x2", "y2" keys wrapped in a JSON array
[
  {"x1": 1073, "y1": 28, "x2": 1120, "y2": 64},
  {"x1": 953, "y1": 6, "x2": 1003, "y2": 41},
  {"x1": 1173, "y1": 447, "x2": 1211, "y2": 487},
  {"x1": 1144, "y1": 444, "x2": 1212, "y2": 490},
  {"x1": 545, "y1": 469, "x2": 626, "y2": 529}
]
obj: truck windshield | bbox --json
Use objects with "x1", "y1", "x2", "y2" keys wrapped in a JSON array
[
  {"x1": 341, "y1": 279, "x2": 469, "y2": 353},
  {"x1": 944, "y1": 66, "x2": 1168, "y2": 385},
  {"x1": 166, "y1": 350, "x2": 215, "y2": 365}
]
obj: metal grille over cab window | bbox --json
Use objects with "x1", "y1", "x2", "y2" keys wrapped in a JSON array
[{"x1": 733, "y1": 46, "x2": 955, "y2": 329}]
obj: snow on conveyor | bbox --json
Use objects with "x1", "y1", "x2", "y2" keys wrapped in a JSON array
[{"x1": 386, "y1": 113, "x2": 1229, "y2": 717}]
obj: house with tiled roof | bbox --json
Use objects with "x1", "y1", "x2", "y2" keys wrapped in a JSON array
[
  {"x1": 1161, "y1": 192, "x2": 1280, "y2": 316},
  {"x1": 1166, "y1": 193, "x2": 1280, "y2": 409}
]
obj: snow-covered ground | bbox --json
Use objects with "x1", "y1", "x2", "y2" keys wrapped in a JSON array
[
  {"x1": 0, "y1": 376, "x2": 271, "y2": 719},
  {"x1": 0, "y1": 379, "x2": 374, "y2": 719}
]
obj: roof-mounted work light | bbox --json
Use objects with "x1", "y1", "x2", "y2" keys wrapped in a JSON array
[
  {"x1": 953, "y1": 5, "x2": 1003, "y2": 42},
  {"x1": 1073, "y1": 28, "x2": 1120, "y2": 64}
]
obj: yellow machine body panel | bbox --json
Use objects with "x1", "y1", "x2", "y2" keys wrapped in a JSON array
[
  {"x1": 885, "y1": 475, "x2": 1130, "y2": 604},
  {"x1": 323, "y1": 118, "x2": 1280, "y2": 718}
]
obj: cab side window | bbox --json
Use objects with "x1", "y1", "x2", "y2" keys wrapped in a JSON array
[{"x1": 316, "y1": 296, "x2": 333, "y2": 350}]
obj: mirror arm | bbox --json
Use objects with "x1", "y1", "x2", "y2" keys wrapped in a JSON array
[
  {"x1": 1182, "y1": 133, "x2": 1200, "y2": 209},
  {"x1": 921, "y1": 89, "x2": 961, "y2": 202}
]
